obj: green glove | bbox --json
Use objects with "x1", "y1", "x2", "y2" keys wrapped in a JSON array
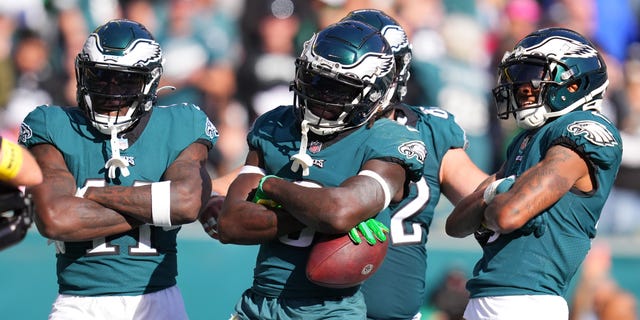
[
  {"x1": 252, "y1": 175, "x2": 282, "y2": 208},
  {"x1": 349, "y1": 219, "x2": 389, "y2": 245}
]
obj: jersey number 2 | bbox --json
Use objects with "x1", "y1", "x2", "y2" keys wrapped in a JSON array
[{"x1": 390, "y1": 177, "x2": 429, "y2": 245}]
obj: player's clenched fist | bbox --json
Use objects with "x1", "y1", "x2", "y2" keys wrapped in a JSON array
[{"x1": 199, "y1": 195, "x2": 225, "y2": 239}]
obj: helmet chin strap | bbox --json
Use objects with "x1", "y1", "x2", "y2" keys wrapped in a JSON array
[
  {"x1": 516, "y1": 106, "x2": 547, "y2": 130},
  {"x1": 104, "y1": 125, "x2": 130, "y2": 179},
  {"x1": 290, "y1": 120, "x2": 313, "y2": 176}
]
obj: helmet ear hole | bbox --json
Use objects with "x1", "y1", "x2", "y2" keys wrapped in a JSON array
[{"x1": 568, "y1": 79, "x2": 582, "y2": 93}]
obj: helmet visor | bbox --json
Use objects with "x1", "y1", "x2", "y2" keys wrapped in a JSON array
[
  {"x1": 295, "y1": 67, "x2": 365, "y2": 121},
  {"x1": 499, "y1": 63, "x2": 548, "y2": 84},
  {"x1": 494, "y1": 62, "x2": 551, "y2": 118},
  {"x1": 83, "y1": 67, "x2": 146, "y2": 96},
  {"x1": 80, "y1": 66, "x2": 146, "y2": 112},
  {"x1": 295, "y1": 68, "x2": 362, "y2": 105}
]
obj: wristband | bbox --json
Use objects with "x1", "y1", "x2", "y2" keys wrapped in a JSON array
[
  {"x1": 0, "y1": 138, "x2": 23, "y2": 181},
  {"x1": 358, "y1": 170, "x2": 391, "y2": 209},
  {"x1": 238, "y1": 165, "x2": 266, "y2": 175},
  {"x1": 257, "y1": 175, "x2": 279, "y2": 194},
  {"x1": 151, "y1": 181, "x2": 172, "y2": 226},
  {"x1": 483, "y1": 176, "x2": 515, "y2": 204}
]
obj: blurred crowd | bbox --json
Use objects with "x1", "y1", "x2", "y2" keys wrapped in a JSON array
[{"x1": 1, "y1": 0, "x2": 640, "y2": 238}]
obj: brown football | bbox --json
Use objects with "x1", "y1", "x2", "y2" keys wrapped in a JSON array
[{"x1": 306, "y1": 231, "x2": 388, "y2": 288}]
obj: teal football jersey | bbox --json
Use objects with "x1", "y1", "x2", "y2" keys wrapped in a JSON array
[
  {"x1": 361, "y1": 104, "x2": 468, "y2": 319},
  {"x1": 247, "y1": 106, "x2": 425, "y2": 299},
  {"x1": 467, "y1": 111, "x2": 622, "y2": 298},
  {"x1": 20, "y1": 104, "x2": 218, "y2": 296}
]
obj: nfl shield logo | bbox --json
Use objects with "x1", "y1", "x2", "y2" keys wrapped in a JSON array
[
  {"x1": 308, "y1": 141, "x2": 322, "y2": 154},
  {"x1": 519, "y1": 136, "x2": 530, "y2": 151}
]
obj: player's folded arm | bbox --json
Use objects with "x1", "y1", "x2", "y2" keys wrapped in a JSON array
[
  {"x1": 215, "y1": 169, "x2": 303, "y2": 244},
  {"x1": 28, "y1": 144, "x2": 142, "y2": 241},
  {"x1": 263, "y1": 159, "x2": 407, "y2": 234},
  {"x1": 445, "y1": 189, "x2": 488, "y2": 238},
  {"x1": 160, "y1": 142, "x2": 212, "y2": 224},
  {"x1": 83, "y1": 142, "x2": 211, "y2": 226},
  {"x1": 485, "y1": 145, "x2": 588, "y2": 233}
]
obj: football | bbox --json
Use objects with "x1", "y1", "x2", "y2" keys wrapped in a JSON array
[{"x1": 306, "y1": 231, "x2": 388, "y2": 288}]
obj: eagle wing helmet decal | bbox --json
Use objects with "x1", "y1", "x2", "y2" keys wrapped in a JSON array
[
  {"x1": 342, "y1": 52, "x2": 394, "y2": 82},
  {"x1": 380, "y1": 25, "x2": 410, "y2": 53},
  {"x1": 516, "y1": 36, "x2": 599, "y2": 60},
  {"x1": 84, "y1": 35, "x2": 162, "y2": 66}
]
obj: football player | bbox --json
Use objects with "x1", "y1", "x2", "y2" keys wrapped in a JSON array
[
  {"x1": 446, "y1": 27, "x2": 622, "y2": 319},
  {"x1": 216, "y1": 20, "x2": 426, "y2": 319},
  {"x1": 341, "y1": 9, "x2": 488, "y2": 320},
  {"x1": 21, "y1": 19, "x2": 217, "y2": 319}
]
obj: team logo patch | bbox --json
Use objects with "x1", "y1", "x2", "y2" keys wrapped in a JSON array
[
  {"x1": 567, "y1": 120, "x2": 618, "y2": 147},
  {"x1": 18, "y1": 122, "x2": 32, "y2": 144},
  {"x1": 308, "y1": 141, "x2": 322, "y2": 154},
  {"x1": 205, "y1": 119, "x2": 219, "y2": 139},
  {"x1": 312, "y1": 159, "x2": 325, "y2": 168},
  {"x1": 398, "y1": 140, "x2": 426, "y2": 164},
  {"x1": 123, "y1": 155, "x2": 135, "y2": 166}
]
